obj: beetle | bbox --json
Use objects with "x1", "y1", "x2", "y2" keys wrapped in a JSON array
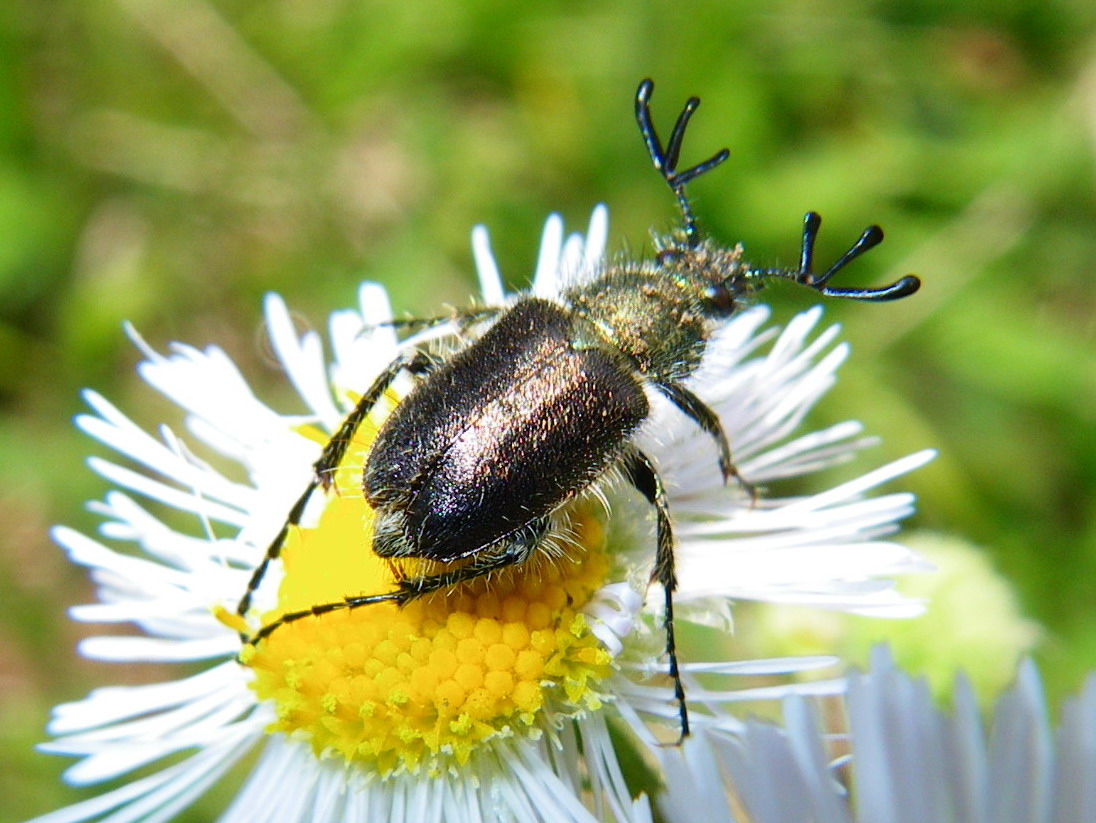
[{"x1": 237, "y1": 78, "x2": 920, "y2": 738}]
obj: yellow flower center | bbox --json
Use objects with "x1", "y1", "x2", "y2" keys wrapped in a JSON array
[{"x1": 240, "y1": 390, "x2": 614, "y2": 778}]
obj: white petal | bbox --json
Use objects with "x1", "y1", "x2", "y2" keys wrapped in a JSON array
[
  {"x1": 26, "y1": 726, "x2": 255, "y2": 823},
  {"x1": 583, "y1": 582, "x2": 644, "y2": 656},
  {"x1": 77, "y1": 391, "x2": 252, "y2": 512},
  {"x1": 656, "y1": 734, "x2": 737, "y2": 823},
  {"x1": 85, "y1": 458, "x2": 248, "y2": 527},
  {"x1": 53, "y1": 526, "x2": 224, "y2": 610},
  {"x1": 580, "y1": 205, "x2": 609, "y2": 278},
  {"x1": 48, "y1": 662, "x2": 246, "y2": 734},
  {"x1": 44, "y1": 695, "x2": 255, "y2": 785},
  {"x1": 219, "y1": 740, "x2": 322, "y2": 823},
  {"x1": 1053, "y1": 672, "x2": 1096, "y2": 823},
  {"x1": 573, "y1": 713, "x2": 646, "y2": 823},
  {"x1": 92, "y1": 491, "x2": 253, "y2": 568},
  {"x1": 77, "y1": 634, "x2": 238, "y2": 662},
  {"x1": 327, "y1": 282, "x2": 400, "y2": 394},
  {"x1": 532, "y1": 213, "x2": 565, "y2": 297},
  {"x1": 133, "y1": 339, "x2": 286, "y2": 452},
  {"x1": 263, "y1": 292, "x2": 343, "y2": 429},
  {"x1": 472, "y1": 224, "x2": 506, "y2": 305},
  {"x1": 985, "y1": 658, "x2": 1053, "y2": 823}
]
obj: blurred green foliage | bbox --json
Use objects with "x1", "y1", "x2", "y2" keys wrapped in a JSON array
[{"x1": 3, "y1": 0, "x2": 1096, "y2": 819}]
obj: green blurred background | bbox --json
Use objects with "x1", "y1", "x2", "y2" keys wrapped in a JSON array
[{"x1": 3, "y1": 0, "x2": 1096, "y2": 819}]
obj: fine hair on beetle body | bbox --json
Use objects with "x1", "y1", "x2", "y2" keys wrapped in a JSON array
[{"x1": 237, "y1": 77, "x2": 920, "y2": 741}]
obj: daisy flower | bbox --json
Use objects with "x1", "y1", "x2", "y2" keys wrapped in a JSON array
[
  {"x1": 664, "y1": 645, "x2": 1096, "y2": 823},
  {"x1": 31, "y1": 206, "x2": 933, "y2": 823}
]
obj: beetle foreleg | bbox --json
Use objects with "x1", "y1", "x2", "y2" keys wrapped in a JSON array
[
  {"x1": 396, "y1": 519, "x2": 546, "y2": 596},
  {"x1": 235, "y1": 349, "x2": 437, "y2": 628},
  {"x1": 244, "y1": 518, "x2": 549, "y2": 646}
]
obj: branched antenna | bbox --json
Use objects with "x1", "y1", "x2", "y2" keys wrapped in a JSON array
[
  {"x1": 753, "y1": 212, "x2": 921, "y2": 301},
  {"x1": 635, "y1": 78, "x2": 729, "y2": 246},
  {"x1": 636, "y1": 79, "x2": 919, "y2": 301}
]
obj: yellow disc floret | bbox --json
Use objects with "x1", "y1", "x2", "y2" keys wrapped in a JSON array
[{"x1": 241, "y1": 390, "x2": 614, "y2": 778}]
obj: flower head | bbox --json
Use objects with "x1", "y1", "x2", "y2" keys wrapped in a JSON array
[
  {"x1": 668, "y1": 646, "x2": 1096, "y2": 823},
  {"x1": 32, "y1": 206, "x2": 931, "y2": 823}
]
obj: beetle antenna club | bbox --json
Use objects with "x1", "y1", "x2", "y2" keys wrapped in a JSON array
[
  {"x1": 636, "y1": 78, "x2": 730, "y2": 246},
  {"x1": 637, "y1": 78, "x2": 920, "y2": 303},
  {"x1": 238, "y1": 78, "x2": 921, "y2": 748},
  {"x1": 748, "y1": 211, "x2": 922, "y2": 300}
]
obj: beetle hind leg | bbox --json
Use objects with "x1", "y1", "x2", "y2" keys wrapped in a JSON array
[{"x1": 621, "y1": 446, "x2": 690, "y2": 741}]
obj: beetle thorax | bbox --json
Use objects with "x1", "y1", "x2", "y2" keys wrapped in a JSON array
[
  {"x1": 564, "y1": 240, "x2": 745, "y2": 384},
  {"x1": 654, "y1": 236, "x2": 749, "y2": 298}
]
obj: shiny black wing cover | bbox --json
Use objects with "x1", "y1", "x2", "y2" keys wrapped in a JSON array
[{"x1": 364, "y1": 297, "x2": 649, "y2": 560}]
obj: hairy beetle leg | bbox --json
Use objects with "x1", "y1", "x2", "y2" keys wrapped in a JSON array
[{"x1": 235, "y1": 349, "x2": 438, "y2": 632}]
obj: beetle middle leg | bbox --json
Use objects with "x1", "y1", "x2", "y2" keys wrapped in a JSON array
[
  {"x1": 235, "y1": 349, "x2": 439, "y2": 624},
  {"x1": 655, "y1": 381, "x2": 757, "y2": 502},
  {"x1": 372, "y1": 306, "x2": 502, "y2": 336},
  {"x1": 621, "y1": 446, "x2": 690, "y2": 740}
]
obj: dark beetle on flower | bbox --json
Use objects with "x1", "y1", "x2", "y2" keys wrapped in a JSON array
[{"x1": 238, "y1": 78, "x2": 920, "y2": 738}]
